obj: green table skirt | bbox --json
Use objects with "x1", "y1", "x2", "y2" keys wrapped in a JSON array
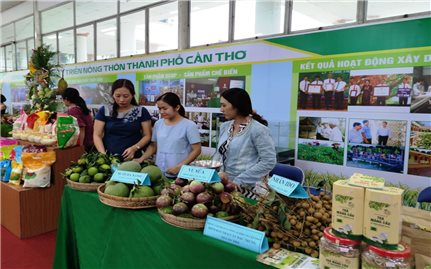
[{"x1": 53, "y1": 186, "x2": 269, "y2": 269}]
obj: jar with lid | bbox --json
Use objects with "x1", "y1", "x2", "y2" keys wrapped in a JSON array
[
  {"x1": 319, "y1": 227, "x2": 361, "y2": 269},
  {"x1": 361, "y1": 243, "x2": 412, "y2": 269}
]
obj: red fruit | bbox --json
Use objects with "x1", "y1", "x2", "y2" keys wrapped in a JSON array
[
  {"x1": 189, "y1": 181, "x2": 205, "y2": 194},
  {"x1": 172, "y1": 202, "x2": 189, "y2": 216},
  {"x1": 196, "y1": 192, "x2": 212, "y2": 204},
  {"x1": 181, "y1": 185, "x2": 191, "y2": 193},
  {"x1": 161, "y1": 188, "x2": 174, "y2": 197},
  {"x1": 224, "y1": 182, "x2": 236, "y2": 193},
  {"x1": 219, "y1": 192, "x2": 232, "y2": 204},
  {"x1": 156, "y1": 195, "x2": 173, "y2": 208},
  {"x1": 191, "y1": 203, "x2": 208, "y2": 219},
  {"x1": 221, "y1": 176, "x2": 229, "y2": 186},
  {"x1": 175, "y1": 178, "x2": 188, "y2": 187},
  {"x1": 180, "y1": 192, "x2": 195, "y2": 205}
]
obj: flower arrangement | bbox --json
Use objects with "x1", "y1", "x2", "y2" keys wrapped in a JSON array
[{"x1": 25, "y1": 45, "x2": 68, "y2": 112}]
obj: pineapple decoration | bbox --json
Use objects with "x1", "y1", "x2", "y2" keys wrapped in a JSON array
[{"x1": 25, "y1": 45, "x2": 67, "y2": 112}]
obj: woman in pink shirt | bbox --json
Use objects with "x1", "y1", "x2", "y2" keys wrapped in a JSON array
[{"x1": 62, "y1": 88, "x2": 94, "y2": 151}]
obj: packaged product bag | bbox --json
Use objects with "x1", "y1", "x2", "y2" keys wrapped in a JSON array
[
  {"x1": 13, "y1": 110, "x2": 28, "y2": 131},
  {"x1": 21, "y1": 151, "x2": 56, "y2": 188},
  {"x1": 9, "y1": 161, "x2": 24, "y2": 185},
  {"x1": 0, "y1": 159, "x2": 12, "y2": 182},
  {"x1": 56, "y1": 116, "x2": 80, "y2": 149},
  {"x1": 0, "y1": 139, "x2": 18, "y2": 159}
]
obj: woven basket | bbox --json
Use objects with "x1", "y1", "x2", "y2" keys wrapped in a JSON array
[
  {"x1": 66, "y1": 179, "x2": 103, "y2": 192},
  {"x1": 97, "y1": 184, "x2": 159, "y2": 209},
  {"x1": 158, "y1": 209, "x2": 239, "y2": 230}
]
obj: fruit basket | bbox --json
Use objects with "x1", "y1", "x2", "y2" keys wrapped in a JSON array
[
  {"x1": 158, "y1": 209, "x2": 239, "y2": 230},
  {"x1": 98, "y1": 184, "x2": 160, "y2": 209},
  {"x1": 66, "y1": 178, "x2": 103, "y2": 192}
]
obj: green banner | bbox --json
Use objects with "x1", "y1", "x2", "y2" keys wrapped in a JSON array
[
  {"x1": 65, "y1": 74, "x2": 117, "y2": 84},
  {"x1": 136, "y1": 65, "x2": 251, "y2": 81},
  {"x1": 293, "y1": 48, "x2": 431, "y2": 73}
]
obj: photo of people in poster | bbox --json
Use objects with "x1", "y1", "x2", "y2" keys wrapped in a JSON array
[
  {"x1": 68, "y1": 83, "x2": 113, "y2": 105},
  {"x1": 298, "y1": 117, "x2": 346, "y2": 142},
  {"x1": 10, "y1": 87, "x2": 27, "y2": 103},
  {"x1": 346, "y1": 119, "x2": 407, "y2": 173},
  {"x1": 297, "y1": 71, "x2": 350, "y2": 111},
  {"x1": 408, "y1": 121, "x2": 431, "y2": 177},
  {"x1": 411, "y1": 66, "x2": 431, "y2": 114},
  {"x1": 297, "y1": 139, "x2": 344, "y2": 166},
  {"x1": 139, "y1": 79, "x2": 185, "y2": 106},
  {"x1": 185, "y1": 77, "x2": 245, "y2": 108},
  {"x1": 185, "y1": 112, "x2": 211, "y2": 147},
  {"x1": 348, "y1": 68, "x2": 413, "y2": 107}
]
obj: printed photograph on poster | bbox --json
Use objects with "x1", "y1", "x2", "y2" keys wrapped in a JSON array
[
  {"x1": 185, "y1": 112, "x2": 211, "y2": 147},
  {"x1": 211, "y1": 113, "x2": 226, "y2": 148},
  {"x1": 297, "y1": 139, "x2": 344, "y2": 165},
  {"x1": 146, "y1": 108, "x2": 160, "y2": 126},
  {"x1": 347, "y1": 119, "x2": 407, "y2": 147},
  {"x1": 298, "y1": 117, "x2": 346, "y2": 142},
  {"x1": 346, "y1": 144, "x2": 404, "y2": 173},
  {"x1": 348, "y1": 68, "x2": 413, "y2": 107},
  {"x1": 10, "y1": 87, "x2": 28, "y2": 102},
  {"x1": 408, "y1": 121, "x2": 431, "y2": 177},
  {"x1": 69, "y1": 83, "x2": 113, "y2": 105},
  {"x1": 139, "y1": 79, "x2": 185, "y2": 106},
  {"x1": 411, "y1": 66, "x2": 431, "y2": 114},
  {"x1": 185, "y1": 77, "x2": 245, "y2": 108},
  {"x1": 297, "y1": 71, "x2": 350, "y2": 111}
]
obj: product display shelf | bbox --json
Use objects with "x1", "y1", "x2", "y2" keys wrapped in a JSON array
[{"x1": 1, "y1": 144, "x2": 85, "y2": 238}]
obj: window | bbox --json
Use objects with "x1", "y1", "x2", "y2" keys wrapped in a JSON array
[
  {"x1": 42, "y1": 34, "x2": 58, "y2": 64},
  {"x1": 1, "y1": 24, "x2": 14, "y2": 45},
  {"x1": 97, "y1": 19, "x2": 117, "y2": 60},
  {"x1": 120, "y1": 0, "x2": 160, "y2": 12},
  {"x1": 5, "y1": 44, "x2": 15, "y2": 71},
  {"x1": 27, "y1": 39, "x2": 34, "y2": 61},
  {"x1": 234, "y1": 0, "x2": 285, "y2": 40},
  {"x1": 190, "y1": 0, "x2": 229, "y2": 46},
  {"x1": 149, "y1": 1, "x2": 178, "y2": 52},
  {"x1": 120, "y1": 10, "x2": 146, "y2": 57},
  {"x1": 76, "y1": 0, "x2": 117, "y2": 25},
  {"x1": 16, "y1": 41, "x2": 27, "y2": 70},
  {"x1": 41, "y1": 3, "x2": 73, "y2": 34},
  {"x1": 291, "y1": 0, "x2": 357, "y2": 31},
  {"x1": 59, "y1": 30, "x2": 75, "y2": 64},
  {"x1": 367, "y1": 0, "x2": 431, "y2": 20},
  {"x1": 0, "y1": 47, "x2": 5, "y2": 72},
  {"x1": 15, "y1": 16, "x2": 34, "y2": 41},
  {"x1": 76, "y1": 25, "x2": 94, "y2": 62}
]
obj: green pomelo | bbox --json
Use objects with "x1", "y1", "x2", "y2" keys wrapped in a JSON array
[
  {"x1": 130, "y1": 186, "x2": 154, "y2": 198},
  {"x1": 88, "y1": 167, "x2": 98, "y2": 176},
  {"x1": 70, "y1": 173, "x2": 80, "y2": 182},
  {"x1": 105, "y1": 182, "x2": 130, "y2": 197},
  {"x1": 140, "y1": 165, "x2": 162, "y2": 182},
  {"x1": 93, "y1": 173, "x2": 105, "y2": 183},
  {"x1": 118, "y1": 161, "x2": 142, "y2": 172}
]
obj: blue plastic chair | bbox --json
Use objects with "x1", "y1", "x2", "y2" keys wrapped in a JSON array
[
  {"x1": 269, "y1": 163, "x2": 305, "y2": 185},
  {"x1": 417, "y1": 186, "x2": 431, "y2": 203}
]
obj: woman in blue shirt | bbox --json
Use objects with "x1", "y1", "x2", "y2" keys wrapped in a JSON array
[
  {"x1": 213, "y1": 88, "x2": 276, "y2": 191},
  {"x1": 136, "y1": 92, "x2": 201, "y2": 177},
  {"x1": 94, "y1": 79, "x2": 152, "y2": 160}
]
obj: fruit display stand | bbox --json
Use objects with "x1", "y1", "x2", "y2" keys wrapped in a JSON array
[
  {"x1": 54, "y1": 186, "x2": 268, "y2": 269},
  {"x1": 1, "y1": 144, "x2": 85, "y2": 238}
]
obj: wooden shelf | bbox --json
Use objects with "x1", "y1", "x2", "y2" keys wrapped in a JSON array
[{"x1": 1, "y1": 145, "x2": 85, "y2": 238}]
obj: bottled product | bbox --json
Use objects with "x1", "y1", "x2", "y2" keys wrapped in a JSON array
[
  {"x1": 319, "y1": 227, "x2": 361, "y2": 269},
  {"x1": 362, "y1": 244, "x2": 412, "y2": 269}
]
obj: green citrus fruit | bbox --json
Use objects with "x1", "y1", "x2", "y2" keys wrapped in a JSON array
[
  {"x1": 96, "y1": 158, "x2": 106, "y2": 165},
  {"x1": 72, "y1": 166, "x2": 83, "y2": 173},
  {"x1": 88, "y1": 167, "x2": 98, "y2": 176},
  {"x1": 70, "y1": 173, "x2": 80, "y2": 182},
  {"x1": 93, "y1": 173, "x2": 105, "y2": 183}
]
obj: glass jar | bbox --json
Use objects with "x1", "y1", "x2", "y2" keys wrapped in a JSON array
[
  {"x1": 362, "y1": 244, "x2": 412, "y2": 269},
  {"x1": 320, "y1": 227, "x2": 361, "y2": 269}
]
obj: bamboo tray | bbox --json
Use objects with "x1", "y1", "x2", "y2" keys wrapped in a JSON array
[
  {"x1": 66, "y1": 179, "x2": 103, "y2": 192},
  {"x1": 97, "y1": 184, "x2": 159, "y2": 209},
  {"x1": 158, "y1": 209, "x2": 239, "y2": 230}
]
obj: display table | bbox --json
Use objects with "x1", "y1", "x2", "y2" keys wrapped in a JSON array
[
  {"x1": 54, "y1": 186, "x2": 268, "y2": 269},
  {"x1": 1, "y1": 145, "x2": 85, "y2": 238}
]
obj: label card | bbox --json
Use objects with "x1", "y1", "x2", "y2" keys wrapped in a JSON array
[
  {"x1": 348, "y1": 173, "x2": 385, "y2": 189},
  {"x1": 256, "y1": 248, "x2": 319, "y2": 269},
  {"x1": 178, "y1": 165, "x2": 220, "y2": 183},
  {"x1": 110, "y1": 170, "x2": 150, "y2": 186},
  {"x1": 203, "y1": 216, "x2": 269, "y2": 254},
  {"x1": 268, "y1": 175, "x2": 309, "y2": 199}
]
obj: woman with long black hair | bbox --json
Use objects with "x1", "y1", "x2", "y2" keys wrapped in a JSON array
[{"x1": 62, "y1": 88, "x2": 94, "y2": 150}]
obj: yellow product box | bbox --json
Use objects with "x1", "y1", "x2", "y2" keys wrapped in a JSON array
[
  {"x1": 332, "y1": 180, "x2": 364, "y2": 241},
  {"x1": 363, "y1": 187, "x2": 404, "y2": 250}
]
